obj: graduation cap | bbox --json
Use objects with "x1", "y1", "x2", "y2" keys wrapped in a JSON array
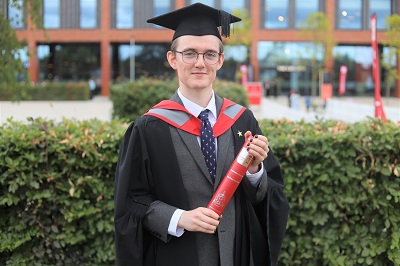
[{"x1": 147, "y1": 3, "x2": 241, "y2": 41}]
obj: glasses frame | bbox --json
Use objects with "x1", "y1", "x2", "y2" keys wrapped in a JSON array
[{"x1": 173, "y1": 50, "x2": 222, "y2": 65}]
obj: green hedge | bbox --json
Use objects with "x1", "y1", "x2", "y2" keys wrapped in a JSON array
[
  {"x1": 110, "y1": 77, "x2": 249, "y2": 121},
  {"x1": 0, "y1": 118, "x2": 124, "y2": 265},
  {"x1": 0, "y1": 82, "x2": 90, "y2": 101},
  {"x1": 0, "y1": 118, "x2": 399, "y2": 265},
  {"x1": 0, "y1": 83, "x2": 30, "y2": 101},
  {"x1": 261, "y1": 119, "x2": 400, "y2": 265}
]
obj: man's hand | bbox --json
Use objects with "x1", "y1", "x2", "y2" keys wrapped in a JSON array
[
  {"x1": 178, "y1": 207, "x2": 220, "y2": 234},
  {"x1": 244, "y1": 131, "x2": 270, "y2": 174}
]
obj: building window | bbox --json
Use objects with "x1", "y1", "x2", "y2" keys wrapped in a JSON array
[
  {"x1": 264, "y1": 0, "x2": 289, "y2": 29},
  {"x1": 258, "y1": 41, "x2": 323, "y2": 95},
  {"x1": 337, "y1": 0, "x2": 362, "y2": 30},
  {"x1": 111, "y1": 43, "x2": 174, "y2": 81},
  {"x1": 333, "y1": 45, "x2": 395, "y2": 96},
  {"x1": 189, "y1": 0, "x2": 214, "y2": 6},
  {"x1": 221, "y1": 0, "x2": 245, "y2": 13},
  {"x1": 333, "y1": 45, "x2": 375, "y2": 95},
  {"x1": 116, "y1": 0, "x2": 133, "y2": 29},
  {"x1": 154, "y1": 0, "x2": 170, "y2": 17},
  {"x1": 43, "y1": 0, "x2": 60, "y2": 29},
  {"x1": 8, "y1": 0, "x2": 24, "y2": 29},
  {"x1": 153, "y1": 0, "x2": 170, "y2": 28},
  {"x1": 37, "y1": 43, "x2": 101, "y2": 83},
  {"x1": 370, "y1": 0, "x2": 391, "y2": 30},
  {"x1": 218, "y1": 45, "x2": 247, "y2": 81},
  {"x1": 80, "y1": 0, "x2": 97, "y2": 29},
  {"x1": 295, "y1": 0, "x2": 319, "y2": 28}
]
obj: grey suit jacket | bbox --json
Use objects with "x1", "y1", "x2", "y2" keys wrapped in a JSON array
[{"x1": 143, "y1": 92, "x2": 268, "y2": 266}]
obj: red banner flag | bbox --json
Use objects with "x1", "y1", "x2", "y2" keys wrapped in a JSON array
[
  {"x1": 371, "y1": 13, "x2": 387, "y2": 121},
  {"x1": 339, "y1": 65, "x2": 347, "y2": 95}
]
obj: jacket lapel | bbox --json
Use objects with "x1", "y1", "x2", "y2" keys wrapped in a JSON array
[
  {"x1": 215, "y1": 129, "x2": 232, "y2": 186},
  {"x1": 170, "y1": 92, "x2": 231, "y2": 186},
  {"x1": 171, "y1": 92, "x2": 214, "y2": 184},
  {"x1": 177, "y1": 130, "x2": 214, "y2": 184}
]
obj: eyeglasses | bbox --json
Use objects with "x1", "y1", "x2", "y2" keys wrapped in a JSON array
[{"x1": 173, "y1": 50, "x2": 222, "y2": 65}]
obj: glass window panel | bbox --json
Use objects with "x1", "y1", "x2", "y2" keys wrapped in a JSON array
[
  {"x1": 257, "y1": 41, "x2": 323, "y2": 95},
  {"x1": 154, "y1": 0, "x2": 170, "y2": 17},
  {"x1": 8, "y1": 0, "x2": 24, "y2": 29},
  {"x1": 190, "y1": 0, "x2": 214, "y2": 6},
  {"x1": 112, "y1": 43, "x2": 173, "y2": 80},
  {"x1": 264, "y1": 0, "x2": 289, "y2": 29},
  {"x1": 333, "y1": 46, "x2": 374, "y2": 95},
  {"x1": 381, "y1": 46, "x2": 396, "y2": 96},
  {"x1": 221, "y1": 0, "x2": 244, "y2": 13},
  {"x1": 80, "y1": 0, "x2": 97, "y2": 28},
  {"x1": 370, "y1": 0, "x2": 391, "y2": 30},
  {"x1": 295, "y1": 0, "x2": 319, "y2": 28},
  {"x1": 43, "y1": 0, "x2": 60, "y2": 29},
  {"x1": 338, "y1": 0, "x2": 362, "y2": 30},
  {"x1": 218, "y1": 45, "x2": 247, "y2": 81},
  {"x1": 37, "y1": 44, "x2": 101, "y2": 82},
  {"x1": 154, "y1": 0, "x2": 170, "y2": 28},
  {"x1": 258, "y1": 41, "x2": 323, "y2": 64},
  {"x1": 116, "y1": 0, "x2": 133, "y2": 29},
  {"x1": 16, "y1": 47, "x2": 29, "y2": 68}
]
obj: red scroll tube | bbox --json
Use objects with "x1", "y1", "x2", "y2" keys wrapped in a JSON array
[{"x1": 207, "y1": 136, "x2": 255, "y2": 216}]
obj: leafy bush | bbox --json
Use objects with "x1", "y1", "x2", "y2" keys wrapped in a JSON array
[
  {"x1": 0, "y1": 83, "x2": 30, "y2": 101},
  {"x1": 0, "y1": 118, "x2": 125, "y2": 265},
  {"x1": 27, "y1": 82, "x2": 90, "y2": 101},
  {"x1": 261, "y1": 118, "x2": 400, "y2": 265},
  {"x1": 0, "y1": 118, "x2": 399, "y2": 265},
  {"x1": 0, "y1": 82, "x2": 90, "y2": 101},
  {"x1": 110, "y1": 77, "x2": 249, "y2": 121}
]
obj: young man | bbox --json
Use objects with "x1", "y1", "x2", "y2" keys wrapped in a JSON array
[{"x1": 114, "y1": 3, "x2": 289, "y2": 266}]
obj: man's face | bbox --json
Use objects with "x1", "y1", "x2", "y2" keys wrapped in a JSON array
[{"x1": 167, "y1": 35, "x2": 224, "y2": 92}]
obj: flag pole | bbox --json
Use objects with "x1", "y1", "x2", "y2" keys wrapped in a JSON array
[{"x1": 371, "y1": 13, "x2": 387, "y2": 122}]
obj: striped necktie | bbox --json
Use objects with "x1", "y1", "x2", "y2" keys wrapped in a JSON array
[{"x1": 199, "y1": 109, "x2": 216, "y2": 183}]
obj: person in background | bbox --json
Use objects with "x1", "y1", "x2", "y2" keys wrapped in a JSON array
[
  {"x1": 88, "y1": 77, "x2": 96, "y2": 99},
  {"x1": 114, "y1": 3, "x2": 289, "y2": 266}
]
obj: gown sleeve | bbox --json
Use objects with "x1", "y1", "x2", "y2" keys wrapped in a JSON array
[
  {"x1": 234, "y1": 109, "x2": 290, "y2": 266},
  {"x1": 252, "y1": 114, "x2": 290, "y2": 266},
  {"x1": 255, "y1": 120, "x2": 290, "y2": 266},
  {"x1": 114, "y1": 121, "x2": 154, "y2": 266}
]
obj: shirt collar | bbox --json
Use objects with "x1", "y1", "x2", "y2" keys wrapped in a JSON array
[{"x1": 177, "y1": 88, "x2": 217, "y2": 119}]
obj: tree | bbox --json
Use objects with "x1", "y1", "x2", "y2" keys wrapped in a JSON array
[
  {"x1": 224, "y1": 8, "x2": 252, "y2": 82},
  {"x1": 0, "y1": 0, "x2": 42, "y2": 99},
  {"x1": 382, "y1": 14, "x2": 400, "y2": 98},
  {"x1": 225, "y1": 8, "x2": 252, "y2": 62},
  {"x1": 298, "y1": 12, "x2": 336, "y2": 98}
]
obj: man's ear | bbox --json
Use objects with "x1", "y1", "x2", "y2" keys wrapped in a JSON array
[
  {"x1": 167, "y1": 51, "x2": 177, "y2": 70},
  {"x1": 216, "y1": 53, "x2": 224, "y2": 71}
]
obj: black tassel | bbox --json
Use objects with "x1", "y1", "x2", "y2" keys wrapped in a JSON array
[{"x1": 218, "y1": 10, "x2": 232, "y2": 38}]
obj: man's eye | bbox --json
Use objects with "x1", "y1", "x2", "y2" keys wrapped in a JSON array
[
  {"x1": 206, "y1": 52, "x2": 217, "y2": 58},
  {"x1": 184, "y1": 52, "x2": 196, "y2": 57}
]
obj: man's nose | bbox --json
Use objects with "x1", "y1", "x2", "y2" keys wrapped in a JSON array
[{"x1": 194, "y1": 54, "x2": 206, "y2": 66}]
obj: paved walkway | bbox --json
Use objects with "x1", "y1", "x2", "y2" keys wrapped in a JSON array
[
  {"x1": 1, "y1": 95, "x2": 399, "y2": 125},
  {"x1": 0, "y1": 96, "x2": 113, "y2": 124},
  {"x1": 252, "y1": 96, "x2": 400, "y2": 123}
]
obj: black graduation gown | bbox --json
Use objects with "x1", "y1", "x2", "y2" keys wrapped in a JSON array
[{"x1": 114, "y1": 106, "x2": 289, "y2": 266}]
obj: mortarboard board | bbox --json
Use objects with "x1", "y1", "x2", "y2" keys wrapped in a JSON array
[{"x1": 147, "y1": 3, "x2": 241, "y2": 41}]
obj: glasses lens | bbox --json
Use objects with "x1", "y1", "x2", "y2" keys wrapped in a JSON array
[
  {"x1": 180, "y1": 51, "x2": 219, "y2": 64},
  {"x1": 204, "y1": 52, "x2": 219, "y2": 64},
  {"x1": 182, "y1": 51, "x2": 197, "y2": 64}
]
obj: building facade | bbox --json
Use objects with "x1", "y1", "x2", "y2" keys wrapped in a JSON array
[{"x1": 4, "y1": 0, "x2": 400, "y2": 97}]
